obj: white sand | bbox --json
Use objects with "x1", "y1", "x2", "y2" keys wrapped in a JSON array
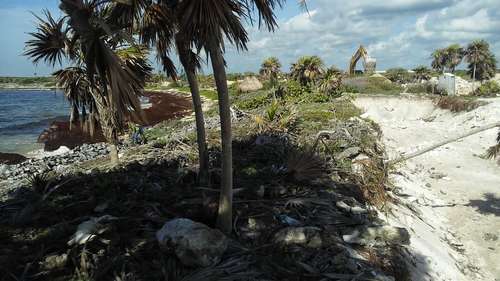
[{"x1": 355, "y1": 95, "x2": 500, "y2": 281}]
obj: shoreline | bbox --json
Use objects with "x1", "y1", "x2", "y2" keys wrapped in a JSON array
[{"x1": 0, "y1": 89, "x2": 193, "y2": 162}]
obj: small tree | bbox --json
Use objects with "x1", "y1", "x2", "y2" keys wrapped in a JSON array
[
  {"x1": 465, "y1": 40, "x2": 497, "y2": 82},
  {"x1": 25, "y1": 6, "x2": 151, "y2": 165},
  {"x1": 260, "y1": 57, "x2": 282, "y2": 86},
  {"x1": 413, "y1": 66, "x2": 432, "y2": 82},
  {"x1": 290, "y1": 56, "x2": 325, "y2": 86},
  {"x1": 318, "y1": 67, "x2": 343, "y2": 96},
  {"x1": 431, "y1": 48, "x2": 447, "y2": 73},
  {"x1": 444, "y1": 44, "x2": 464, "y2": 73}
]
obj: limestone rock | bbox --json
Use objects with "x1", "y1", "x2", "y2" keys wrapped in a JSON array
[
  {"x1": 336, "y1": 147, "x2": 361, "y2": 160},
  {"x1": 156, "y1": 218, "x2": 228, "y2": 267},
  {"x1": 342, "y1": 225, "x2": 410, "y2": 246},
  {"x1": 273, "y1": 226, "x2": 322, "y2": 248}
]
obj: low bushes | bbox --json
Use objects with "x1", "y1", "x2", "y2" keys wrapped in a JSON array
[
  {"x1": 473, "y1": 80, "x2": 500, "y2": 97},
  {"x1": 435, "y1": 96, "x2": 484, "y2": 112},
  {"x1": 343, "y1": 76, "x2": 402, "y2": 95},
  {"x1": 384, "y1": 68, "x2": 414, "y2": 83}
]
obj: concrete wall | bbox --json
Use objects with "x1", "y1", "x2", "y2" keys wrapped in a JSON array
[{"x1": 437, "y1": 73, "x2": 456, "y2": 95}]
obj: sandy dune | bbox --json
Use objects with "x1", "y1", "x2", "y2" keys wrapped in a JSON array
[{"x1": 355, "y1": 95, "x2": 500, "y2": 281}]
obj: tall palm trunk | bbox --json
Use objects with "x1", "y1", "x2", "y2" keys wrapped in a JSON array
[
  {"x1": 209, "y1": 41, "x2": 233, "y2": 234},
  {"x1": 179, "y1": 51, "x2": 209, "y2": 186},
  {"x1": 70, "y1": 102, "x2": 79, "y2": 129}
]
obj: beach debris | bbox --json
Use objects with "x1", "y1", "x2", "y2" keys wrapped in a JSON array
[
  {"x1": 336, "y1": 146, "x2": 361, "y2": 160},
  {"x1": 273, "y1": 226, "x2": 322, "y2": 248},
  {"x1": 336, "y1": 199, "x2": 368, "y2": 215},
  {"x1": 156, "y1": 218, "x2": 228, "y2": 267},
  {"x1": 277, "y1": 214, "x2": 301, "y2": 226},
  {"x1": 343, "y1": 225, "x2": 410, "y2": 246},
  {"x1": 40, "y1": 253, "x2": 68, "y2": 270},
  {"x1": 68, "y1": 215, "x2": 118, "y2": 246}
]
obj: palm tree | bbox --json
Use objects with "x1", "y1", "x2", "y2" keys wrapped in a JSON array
[
  {"x1": 413, "y1": 65, "x2": 432, "y2": 82},
  {"x1": 290, "y1": 55, "x2": 325, "y2": 86},
  {"x1": 25, "y1": 3, "x2": 151, "y2": 165},
  {"x1": 444, "y1": 44, "x2": 464, "y2": 73},
  {"x1": 260, "y1": 57, "x2": 282, "y2": 86},
  {"x1": 465, "y1": 40, "x2": 497, "y2": 83},
  {"x1": 135, "y1": 1, "x2": 210, "y2": 185},
  {"x1": 431, "y1": 48, "x2": 447, "y2": 73},
  {"x1": 175, "y1": 0, "x2": 292, "y2": 233},
  {"x1": 318, "y1": 67, "x2": 343, "y2": 95}
]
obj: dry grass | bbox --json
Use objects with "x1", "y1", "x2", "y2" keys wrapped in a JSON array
[{"x1": 435, "y1": 96, "x2": 484, "y2": 112}]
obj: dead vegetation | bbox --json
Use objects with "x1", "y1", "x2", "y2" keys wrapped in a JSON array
[
  {"x1": 0, "y1": 88, "x2": 407, "y2": 280},
  {"x1": 435, "y1": 96, "x2": 485, "y2": 112}
]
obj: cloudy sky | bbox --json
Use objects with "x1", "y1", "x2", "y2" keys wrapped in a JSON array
[{"x1": 1, "y1": 0, "x2": 499, "y2": 76}]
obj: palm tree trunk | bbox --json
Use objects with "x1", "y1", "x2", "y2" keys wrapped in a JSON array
[
  {"x1": 181, "y1": 57, "x2": 209, "y2": 186},
  {"x1": 472, "y1": 63, "x2": 477, "y2": 92},
  {"x1": 209, "y1": 41, "x2": 233, "y2": 234},
  {"x1": 70, "y1": 102, "x2": 79, "y2": 129},
  {"x1": 388, "y1": 121, "x2": 500, "y2": 165}
]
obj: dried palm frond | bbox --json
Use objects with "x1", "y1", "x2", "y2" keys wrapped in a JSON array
[
  {"x1": 286, "y1": 147, "x2": 327, "y2": 182},
  {"x1": 486, "y1": 130, "x2": 500, "y2": 159},
  {"x1": 24, "y1": 10, "x2": 68, "y2": 66},
  {"x1": 181, "y1": 255, "x2": 258, "y2": 281}
]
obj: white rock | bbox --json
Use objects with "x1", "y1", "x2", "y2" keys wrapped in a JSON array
[{"x1": 156, "y1": 218, "x2": 228, "y2": 267}]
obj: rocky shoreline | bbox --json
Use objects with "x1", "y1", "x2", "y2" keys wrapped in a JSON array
[{"x1": 0, "y1": 143, "x2": 110, "y2": 194}]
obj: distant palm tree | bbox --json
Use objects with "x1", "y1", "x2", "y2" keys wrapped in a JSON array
[
  {"x1": 290, "y1": 56, "x2": 325, "y2": 86},
  {"x1": 431, "y1": 49, "x2": 447, "y2": 73},
  {"x1": 413, "y1": 65, "x2": 432, "y2": 82},
  {"x1": 260, "y1": 57, "x2": 282, "y2": 85},
  {"x1": 444, "y1": 44, "x2": 464, "y2": 73},
  {"x1": 318, "y1": 67, "x2": 343, "y2": 95},
  {"x1": 465, "y1": 40, "x2": 497, "y2": 82},
  {"x1": 24, "y1": 3, "x2": 151, "y2": 165}
]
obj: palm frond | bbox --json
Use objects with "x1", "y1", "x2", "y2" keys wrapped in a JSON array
[
  {"x1": 24, "y1": 10, "x2": 68, "y2": 66},
  {"x1": 178, "y1": 0, "x2": 249, "y2": 51}
]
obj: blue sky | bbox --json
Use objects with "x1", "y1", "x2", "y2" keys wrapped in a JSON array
[{"x1": 1, "y1": 0, "x2": 499, "y2": 76}]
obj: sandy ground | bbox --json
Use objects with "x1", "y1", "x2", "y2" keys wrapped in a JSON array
[{"x1": 354, "y1": 95, "x2": 500, "y2": 281}]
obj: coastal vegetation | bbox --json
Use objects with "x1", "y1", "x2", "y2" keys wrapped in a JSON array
[{"x1": 0, "y1": 0, "x2": 499, "y2": 280}]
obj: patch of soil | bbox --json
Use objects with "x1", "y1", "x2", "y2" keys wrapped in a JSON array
[
  {"x1": 39, "y1": 91, "x2": 192, "y2": 151},
  {"x1": 0, "y1": 152, "x2": 27, "y2": 165}
]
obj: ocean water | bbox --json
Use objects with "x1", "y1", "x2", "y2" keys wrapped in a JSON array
[{"x1": 0, "y1": 90, "x2": 70, "y2": 155}]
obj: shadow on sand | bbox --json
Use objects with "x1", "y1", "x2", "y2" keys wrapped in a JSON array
[{"x1": 466, "y1": 192, "x2": 500, "y2": 217}]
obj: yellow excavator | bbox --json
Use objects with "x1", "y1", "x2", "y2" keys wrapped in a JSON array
[{"x1": 348, "y1": 45, "x2": 376, "y2": 75}]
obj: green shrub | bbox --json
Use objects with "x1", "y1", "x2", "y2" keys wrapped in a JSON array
[
  {"x1": 343, "y1": 76, "x2": 402, "y2": 95},
  {"x1": 473, "y1": 81, "x2": 500, "y2": 97},
  {"x1": 284, "y1": 80, "x2": 311, "y2": 97},
  {"x1": 235, "y1": 92, "x2": 271, "y2": 110},
  {"x1": 406, "y1": 82, "x2": 433, "y2": 94},
  {"x1": 384, "y1": 68, "x2": 414, "y2": 83}
]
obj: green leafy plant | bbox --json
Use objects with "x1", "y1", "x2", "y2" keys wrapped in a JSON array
[{"x1": 473, "y1": 81, "x2": 500, "y2": 97}]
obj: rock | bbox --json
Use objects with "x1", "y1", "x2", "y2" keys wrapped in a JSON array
[
  {"x1": 342, "y1": 225, "x2": 410, "y2": 246},
  {"x1": 429, "y1": 172, "x2": 446, "y2": 179},
  {"x1": 352, "y1": 154, "x2": 370, "y2": 176},
  {"x1": 237, "y1": 76, "x2": 263, "y2": 92},
  {"x1": 41, "y1": 253, "x2": 68, "y2": 270},
  {"x1": 336, "y1": 147, "x2": 361, "y2": 160},
  {"x1": 273, "y1": 227, "x2": 322, "y2": 248},
  {"x1": 68, "y1": 215, "x2": 117, "y2": 246},
  {"x1": 156, "y1": 218, "x2": 228, "y2": 267},
  {"x1": 0, "y1": 152, "x2": 27, "y2": 165}
]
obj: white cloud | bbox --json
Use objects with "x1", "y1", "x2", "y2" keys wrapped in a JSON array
[{"x1": 222, "y1": 0, "x2": 500, "y2": 73}]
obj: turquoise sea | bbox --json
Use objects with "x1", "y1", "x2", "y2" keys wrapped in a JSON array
[{"x1": 0, "y1": 90, "x2": 69, "y2": 155}]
